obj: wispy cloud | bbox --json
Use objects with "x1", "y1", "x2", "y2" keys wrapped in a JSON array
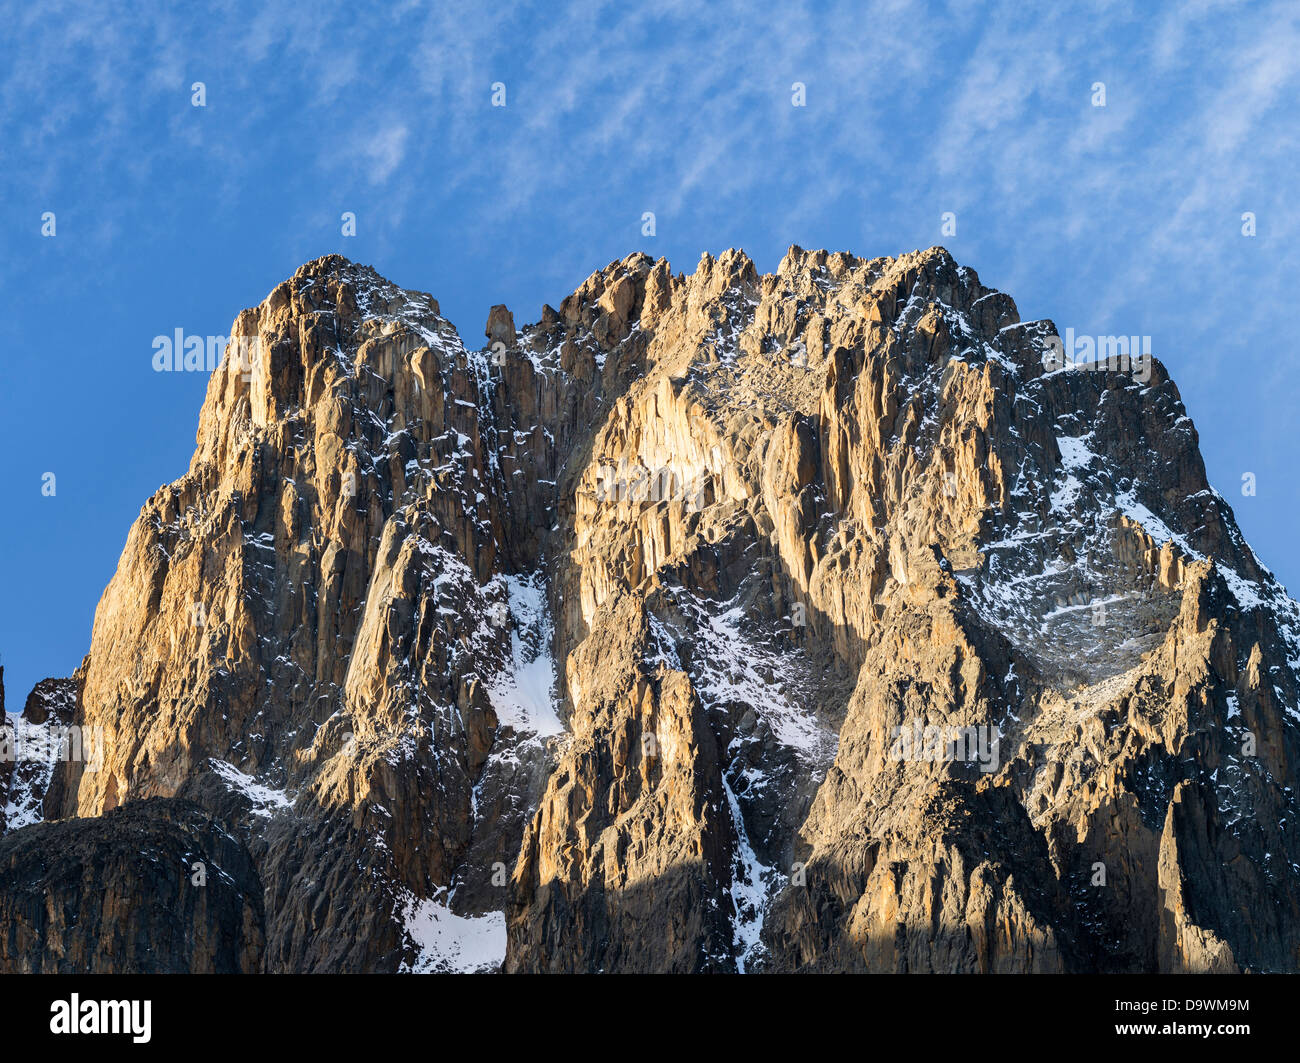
[{"x1": 5, "y1": 0, "x2": 1300, "y2": 697}]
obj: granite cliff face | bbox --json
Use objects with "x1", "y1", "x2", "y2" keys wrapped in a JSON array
[{"x1": 3, "y1": 246, "x2": 1298, "y2": 972}]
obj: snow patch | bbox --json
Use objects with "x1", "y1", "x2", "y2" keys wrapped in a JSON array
[
  {"x1": 1056, "y1": 433, "x2": 1096, "y2": 470},
  {"x1": 485, "y1": 574, "x2": 564, "y2": 737},
  {"x1": 687, "y1": 600, "x2": 832, "y2": 758},
  {"x1": 723, "y1": 777, "x2": 771, "y2": 972},
  {"x1": 1115, "y1": 489, "x2": 1201, "y2": 560},
  {"x1": 1217, "y1": 563, "x2": 1267, "y2": 611},
  {"x1": 1, "y1": 714, "x2": 61, "y2": 832},
  {"x1": 399, "y1": 889, "x2": 505, "y2": 973},
  {"x1": 208, "y1": 759, "x2": 293, "y2": 817}
]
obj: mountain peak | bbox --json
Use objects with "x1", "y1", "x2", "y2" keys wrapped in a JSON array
[{"x1": 4, "y1": 244, "x2": 1299, "y2": 974}]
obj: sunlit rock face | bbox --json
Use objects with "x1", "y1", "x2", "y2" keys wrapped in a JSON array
[{"x1": 4, "y1": 246, "x2": 1299, "y2": 973}]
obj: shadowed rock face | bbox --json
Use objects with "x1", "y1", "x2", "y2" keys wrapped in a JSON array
[
  {"x1": 0, "y1": 797, "x2": 263, "y2": 973},
  {"x1": 3, "y1": 246, "x2": 1299, "y2": 973}
]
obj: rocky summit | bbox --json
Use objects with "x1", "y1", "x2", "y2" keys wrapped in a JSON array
[{"x1": 3, "y1": 245, "x2": 1298, "y2": 973}]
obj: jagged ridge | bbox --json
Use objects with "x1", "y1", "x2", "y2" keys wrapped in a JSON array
[{"x1": 3, "y1": 245, "x2": 1299, "y2": 973}]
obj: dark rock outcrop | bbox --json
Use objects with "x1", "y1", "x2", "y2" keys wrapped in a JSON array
[{"x1": 0, "y1": 797, "x2": 263, "y2": 973}]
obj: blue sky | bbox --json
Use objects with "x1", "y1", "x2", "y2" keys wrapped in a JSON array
[{"x1": 2, "y1": 0, "x2": 1298, "y2": 705}]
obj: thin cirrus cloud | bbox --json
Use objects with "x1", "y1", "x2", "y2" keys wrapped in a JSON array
[
  {"x1": 2, "y1": 0, "x2": 1296, "y2": 356},
  {"x1": 2, "y1": 0, "x2": 1300, "y2": 702}
]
